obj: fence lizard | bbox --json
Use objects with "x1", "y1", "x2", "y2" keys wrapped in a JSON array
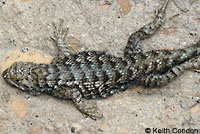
[{"x1": 2, "y1": 0, "x2": 200, "y2": 120}]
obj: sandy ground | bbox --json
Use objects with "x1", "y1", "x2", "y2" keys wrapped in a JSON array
[{"x1": 0, "y1": 0, "x2": 200, "y2": 133}]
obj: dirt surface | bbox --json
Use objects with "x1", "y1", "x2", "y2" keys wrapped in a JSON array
[{"x1": 0, "y1": 0, "x2": 200, "y2": 133}]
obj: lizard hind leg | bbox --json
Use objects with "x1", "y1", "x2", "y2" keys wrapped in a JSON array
[
  {"x1": 51, "y1": 19, "x2": 71, "y2": 59},
  {"x1": 137, "y1": 56, "x2": 200, "y2": 88},
  {"x1": 186, "y1": 56, "x2": 200, "y2": 72},
  {"x1": 138, "y1": 65, "x2": 185, "y2": 88},
  {"x1": 124, "y1": 0, "x2": 169, "y2": 58}
]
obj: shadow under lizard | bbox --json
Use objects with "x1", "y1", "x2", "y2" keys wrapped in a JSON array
[{"x1": 2, "y1": 0, "x2": 200, "y2": 119}]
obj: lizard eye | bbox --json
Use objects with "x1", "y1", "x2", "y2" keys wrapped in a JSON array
[
  {"x1": 16, "y1": 80, "x2": 20, "y2": 83},
  {"x1": 14, "y1": 79, "x2": 22, "y2": 84}
]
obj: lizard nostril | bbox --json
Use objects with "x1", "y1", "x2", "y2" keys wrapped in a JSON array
[{"x1": 2, "y1": 69, "x2": 8, "y2": 78}]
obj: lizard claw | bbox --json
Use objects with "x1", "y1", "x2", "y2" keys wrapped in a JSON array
[{"x1": 52, "y1": 19, "x2": 68, "y2": 41}]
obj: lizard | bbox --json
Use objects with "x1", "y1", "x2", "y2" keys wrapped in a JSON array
[{"x1": 2, "y1": 0, "x2": 200, "y2": 120}]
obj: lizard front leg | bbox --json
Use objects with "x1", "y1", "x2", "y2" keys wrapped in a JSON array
[
  {"x1": 71, "y1": 88, "x2": 103, "y2": 120},
  {"x1": 51, "y1": 20, "x2": 71, "y2": 61},
  {"x1": 51, "y1": 88, "x2": 103, "y2": 120}
]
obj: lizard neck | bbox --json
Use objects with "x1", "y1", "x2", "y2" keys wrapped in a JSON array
[
  {"x1": 31, "y1": 63, "x2": 70, "y2": 94},
  {"x1": 31, "y1": 64, "x2": 57, "y2": 92}
]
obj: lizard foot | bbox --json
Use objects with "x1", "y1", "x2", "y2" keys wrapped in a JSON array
[
  {"x1": 80, "y1": 100, "x2": 103, "y2": 120},
  {"x1": 51, "y1": 19, "x2": 68, "y2": 42}
]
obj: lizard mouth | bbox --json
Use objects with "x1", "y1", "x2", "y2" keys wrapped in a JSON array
[
  {"x1": 2, "y1": 69, "x2": 13, "y2": 84},
  {"x1": 2, "y1": 68, "x2": 26, "y2": 91}
]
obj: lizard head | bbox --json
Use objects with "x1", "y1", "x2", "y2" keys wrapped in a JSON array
[{"x1": 2, "y1": 61, "x2": 41, "y2": 95}]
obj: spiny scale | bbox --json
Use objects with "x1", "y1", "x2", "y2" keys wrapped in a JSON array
[{"x1": 2, "y1": 0, "x2": 200, "y2": 120}]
